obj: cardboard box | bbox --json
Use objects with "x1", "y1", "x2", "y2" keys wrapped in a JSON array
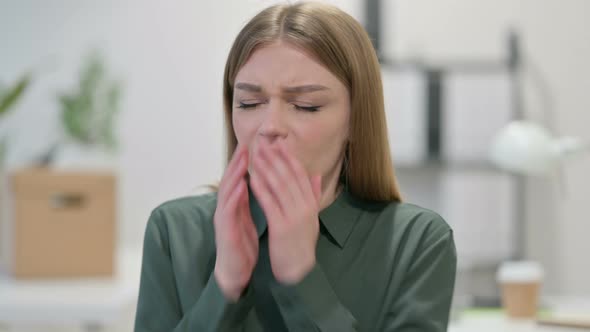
[{"x1": 1, "y1": 167, "x2": 116, "y2": 278}]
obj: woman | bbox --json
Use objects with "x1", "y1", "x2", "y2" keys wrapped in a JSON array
[{"x1": 134, "y1": 2, "x2": 456, "y2": 331}]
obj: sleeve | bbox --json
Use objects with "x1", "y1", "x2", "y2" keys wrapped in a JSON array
[
  {"x1": 271, "y1": 263, "x2": 359, "y2": 331},
  {"x1": 134, "y1": 209, "x2": 253, "y2": 332},
  {"x1": 384, "y1": 229, "x2": 457, "y2": 332}
]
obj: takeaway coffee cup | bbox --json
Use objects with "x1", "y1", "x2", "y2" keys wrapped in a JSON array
[{"x1": 497, "y1": 261, "x2": 544, "y2": 319}]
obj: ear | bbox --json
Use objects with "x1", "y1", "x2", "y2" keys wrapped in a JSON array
[{"x1": 311, "y1": 175, "x2": 322, "y2": 205}]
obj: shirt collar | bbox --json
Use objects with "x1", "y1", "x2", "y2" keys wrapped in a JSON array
[
  {"x1": 248, "y1": 185, "x2": 365, "y2": 248},
  {"x1": 318, "y1": 186, "x2": 364, "y2": 248}
]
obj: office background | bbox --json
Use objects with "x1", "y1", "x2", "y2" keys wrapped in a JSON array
[{"x1": 1, "y1": 0, "x2": 589, "y2": 330}]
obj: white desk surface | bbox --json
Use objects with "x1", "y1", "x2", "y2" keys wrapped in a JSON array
[
  {"x1": 450, "y1": 298, "x2": 590, "y2": 332},
  {"x1": 0, "y1": 248, "x2": 142, "y2": 326},
  {"x1": 451, "y1": 315, "x2": 582, "y2": 332}
]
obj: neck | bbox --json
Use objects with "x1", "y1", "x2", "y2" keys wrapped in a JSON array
[{"x1": 319, "y1": 166, "x2": 343, "y2": 211}]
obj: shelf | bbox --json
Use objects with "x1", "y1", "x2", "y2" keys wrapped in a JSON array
[{"x1": 395, "y1": 159, "x2": 504, "y2": 173}]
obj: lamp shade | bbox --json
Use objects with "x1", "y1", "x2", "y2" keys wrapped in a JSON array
[{"x1": 490, "y1": 121, "x2": 588, "y2": 176}]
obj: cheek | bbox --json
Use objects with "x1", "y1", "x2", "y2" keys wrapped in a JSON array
[
  {"x1": 232, "y1": 113, "x2": 258, "y2": 145},
  {"x1": 295, "y1": 120, "x2": 348, "y2": 174}
]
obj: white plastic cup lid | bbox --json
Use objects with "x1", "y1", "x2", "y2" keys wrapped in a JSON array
[{"x1": 497, "y1": 261, "x2": 544, "y2": 283}]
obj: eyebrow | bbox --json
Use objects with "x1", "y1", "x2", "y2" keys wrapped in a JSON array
[{"x1": 234, "y1": 82, "x2": 329, "y2": 94}]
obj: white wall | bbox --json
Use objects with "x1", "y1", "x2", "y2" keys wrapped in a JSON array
[
  {"x1": 1, "y1": 0, "x2": 588, "y2": 296},
  {"x1": 388, "y1": 0, "x2": 590, "y2": 296}
]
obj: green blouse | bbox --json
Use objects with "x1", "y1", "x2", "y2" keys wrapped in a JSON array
[{"x1": 134, "y1": 186, "x2": 457, "y2": 331}]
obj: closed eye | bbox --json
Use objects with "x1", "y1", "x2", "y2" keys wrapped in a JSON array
[
  {"x1": 237, "y1": 102, "x2": 260, "y2": 109},
  {"x1": 237, "y1": 102, "x2": 320, "y2": 112},
  {"x1": 294, "y1": 105, "x2": 321, "y2": 112}
]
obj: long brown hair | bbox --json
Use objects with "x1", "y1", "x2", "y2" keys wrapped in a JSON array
[{"x1": 222, "y1": 1, "x2": 402, "y2": 202}]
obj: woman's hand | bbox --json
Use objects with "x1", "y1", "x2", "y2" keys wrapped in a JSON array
[
  {"x1": 213, "y1": 145, "x2": 259, "y2": 302},
  {"x1": 250, "y1": 140, "x2": 322, "y2": 285}
]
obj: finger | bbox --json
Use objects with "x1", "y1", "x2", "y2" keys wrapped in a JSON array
[
  {"x1": 223, "y1": 176, "x2": 247, "y2": 222},
  {"x1": 276, "y1": 141, "x2": 317, "y2": 207},
  {"x1": 250, "y1": 166, "x2": 285, "y2": 228},
  {"x1": 311, "y1": 174, "x2": 322, "y2": 207},
  {"x1": 240, "y1": 219, "x2": 258, "y2": 268},
  {"x1": 251, "y1": 142, "x2": 283, "y2": 205},
  {"x1": 238, "y1": 185, "x2": 259, "y2": 255},
  {"x1": 243, "y1": 216, "x2": 259, "y2": 249},
  {"x1": 258, "y1": 142, "x2": 303, "y2": 210},
  {"x1": 225, "y1": 144, "x2": 246, "y2": 177},
  {"x1": 219, "y1": 147, "x2": 248, "y2": 204},
  {"x1": 242, "y1": 218, "x2": 259, "y2": 265},
  {"x1": 229, "y1": 179, "x2": 257, "y2": 267},
  {"x1": 219, "y1": 145, "x2": 245, "y2": 196}
]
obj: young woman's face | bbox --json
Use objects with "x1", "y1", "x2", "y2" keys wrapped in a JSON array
[{"x1": 232, "y1": 41, "x2": 350, "y2": 181}]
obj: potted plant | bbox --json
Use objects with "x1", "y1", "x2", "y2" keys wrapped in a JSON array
[
  {"x1": 51, "y1": 51, "x2": 122, "y2": 170},
  {"x1": 2, "y1": 53, "x2": 121, "y2": 278}
]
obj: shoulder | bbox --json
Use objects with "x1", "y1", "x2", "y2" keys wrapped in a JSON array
[
  {"x1": 151, "y1": 192, "x2": 218, "y2": 222},
  {"x1": 388, "y1": 202, "x2": 451, "y2": 237},
  {"x1": 145, "y1": 192, "x2": 219, "y2": 243},
  {"x1": 368, "y1": 200, "x2": 453, "y2": 252},
  {"x1": 141, "y1": 193, "x2": 220, "y2": 288},
  {"x1": 367, "y1": 201, "x2": 456, "y2": 278}
]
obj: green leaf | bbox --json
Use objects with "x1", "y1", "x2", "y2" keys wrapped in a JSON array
[
  {"x1": 57, "y1": 50, "x2": 122, "y2": 148},
  {"x1": 0, "y1": 74, "x2": 31, "y2": 116}
]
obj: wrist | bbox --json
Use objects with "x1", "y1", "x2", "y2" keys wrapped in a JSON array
[
  {"x1": 214, "y1": 267, "x2": 242, "y2": 302},
  {"x1": 276, "y1": 256, "x2": 316, "y2": 285}
]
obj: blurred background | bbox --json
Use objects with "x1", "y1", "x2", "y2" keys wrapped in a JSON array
[{"x1": 1, "y1": 0, "x2": 589, "y2": 331}]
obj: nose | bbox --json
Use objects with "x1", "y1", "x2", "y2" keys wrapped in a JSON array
[{"x1": 258, "y1": 100, "x2": 287, "y2": 141}]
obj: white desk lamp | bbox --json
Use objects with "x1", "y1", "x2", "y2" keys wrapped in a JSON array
[
  {"x1": 488, "y1": 120, "x2": 588, "y2": 262},
  {"x1": 490, "y1": 121, "x2": 589, "y2": 176},
  {"x1": 487, "y1": 121, "x2": 590, "y2": 328}
]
